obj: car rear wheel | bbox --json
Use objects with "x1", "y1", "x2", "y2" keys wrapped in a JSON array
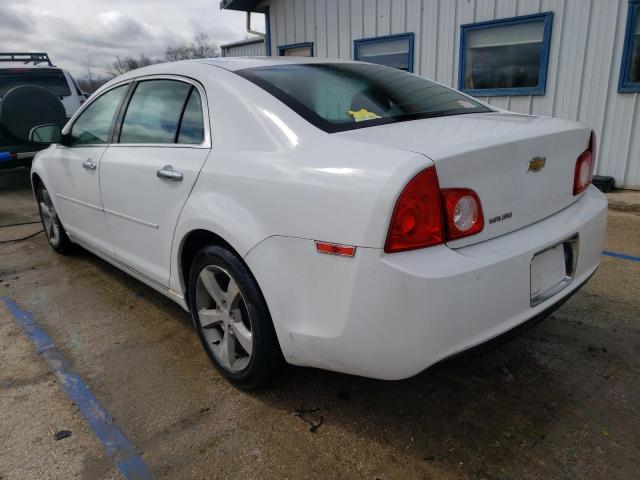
[
  {"x1": 37, "y1": 185, "x2": 74, "y2": 254},
  {"x1": 188, "y1": 245, "x2": 281, "y2": 389}
]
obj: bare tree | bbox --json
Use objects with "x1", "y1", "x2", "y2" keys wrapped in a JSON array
[
  {"x1": 77, "y1": 55, "x2": 111, "y2": 93},
  {"x1": 109, "y1": 54, "x2": 155, "y2": 76},
  {"x1": 81, "y1": 55, "x2": 97, "y2": 90},
  {"x1": 165, "y1": 33, "x2": 220, "y2": 61}
]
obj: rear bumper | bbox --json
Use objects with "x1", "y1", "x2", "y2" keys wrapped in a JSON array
[{"x1": 245, "y1": 185, "x2": 608, "y2": 380}]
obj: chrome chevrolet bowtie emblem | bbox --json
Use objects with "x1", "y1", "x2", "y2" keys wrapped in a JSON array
[{"x1": 527, "y1": 156, "x2": 546, "y2": 172}]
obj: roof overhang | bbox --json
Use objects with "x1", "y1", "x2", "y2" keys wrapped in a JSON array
[
  {"x1": 221, "y1": 37, "x2": 265, "y2": 49},
  {"x1": 219, "y1": 0, "x2": 268, "y2": 13}
]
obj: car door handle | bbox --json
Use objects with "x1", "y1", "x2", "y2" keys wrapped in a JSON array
[
  {"x1": 156, "y1": 165, "x2": 183, "y2": 181},
  {"x1": 82, "y1": 159, "x2": 97, "y2": 170}
]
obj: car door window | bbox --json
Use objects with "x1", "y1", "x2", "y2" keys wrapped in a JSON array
[
  {"x1": 177, "y1": 88, "x2": 204, "y2": 144},
  {"x1": 70, "y1": 84, "x2": 127, "y2": 146},
  {"x1": 119, "y1": 80, "x2": 191, "y2": 144}
]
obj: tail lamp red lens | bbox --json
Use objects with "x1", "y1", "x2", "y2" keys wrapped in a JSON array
[
  {"x1": 574, "y1": 132, "x2": 595, "y2": 195},
  {"x1": 384, "y1": 167, "x2": 444, "y2": 253},
  {"x1": 384, "y1": 167, "x2": 484, "y2": 253}
]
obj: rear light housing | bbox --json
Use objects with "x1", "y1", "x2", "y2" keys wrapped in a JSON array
[
  {"x1": 384, "y1": 167, "x2": 484, "y2": 253},
  {"x1": 384, "y1": 167, "x2": 444, "y2": 253},
  {"x1": 573, "y1": 132, "x2": 595, "y2": 195},
  {"x1": 315, "y1": 241, "x2": 356, "y2": 257},
  {"x1": 441, "y1": 189, "x2": 484, "y2": 240}
]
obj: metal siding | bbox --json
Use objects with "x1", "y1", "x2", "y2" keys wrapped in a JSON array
[
  {"x1": 363, "y1": 0, "x2": 377, "y2": 37},
  {"x1": 436, "y1": 0, "x2": 456, "y2": 86},
  {"x1": 377, "y1": 0, "x2": 392, "y2": 36},
  {"x1": 265, "y1": 0, "x2": 640, "y2": 187},
  {"x1": 315, "y1": 0, "x2": 328, "y2": 57},
  {"x1": 285, "y1": 0, "x2": 296, "y2": 43},
  {"x1": 420, "y1": 0, "x2": 439, "y2": 79},
  {"x1": 304, "y1": 0, "x2": 316, "y2": 44},
  {"x1": 549, "y1": 0, "x2": 597, "y2": 118},
  {"x1": 327, "y1": 0, "x2": 340, "y2": 57},
  {"x1": 390, "y1": 0, "x2": 407, "y2": 34},
  {"x1": 406, "y1": 0, "x2": 422, "y2": 72},
  {"x1": 221, "y1": 40, "x2": 266, "y2": 57},
  {"x1": 294, "y1": 0, "x2": 306, "y2": 41},
  {"x1": 351, "y1": 0, "x2": 365, "y2": 47},
  {"x1": 338, "y1": 0, "x2": 351, "y2": 58}
]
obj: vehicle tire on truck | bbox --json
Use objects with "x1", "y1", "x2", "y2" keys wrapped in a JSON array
[{"x1": 0, "y1": 52, "x2": 82, "y2": 169}]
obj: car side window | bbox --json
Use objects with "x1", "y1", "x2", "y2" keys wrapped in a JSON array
[
  {"x1": 70, "y1": 84, "x2": 127, "y2": 146},
  {"x1": 119, "y1": 80, "x2": 191, "y2": 144},
  {"x1": 177, "y1": 88, "x2": 205, "y2": 144}
]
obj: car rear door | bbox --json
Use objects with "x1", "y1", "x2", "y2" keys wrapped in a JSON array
[
  {"x1": 48, "y1": 83, "x2": 130, "y2": 254},
  {"x1": 99, "y1": 77, "x2": 211, "y2": 287}
]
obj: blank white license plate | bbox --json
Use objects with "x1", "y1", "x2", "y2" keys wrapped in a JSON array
[{"x1": 530, "y1": 243, "x2": 570, "y2": 306}]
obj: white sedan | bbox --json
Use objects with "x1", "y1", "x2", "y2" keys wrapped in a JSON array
[{"x1": 29, "y1": 58, "x2": 607, "y2": 388}]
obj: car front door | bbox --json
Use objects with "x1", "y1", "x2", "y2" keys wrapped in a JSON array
[
  {"x1": 99, "y1": 77, "x2": 211, "y2": 287},
  {"x1": 48, "y1": 83, "x2": 129, "y2": 254}
]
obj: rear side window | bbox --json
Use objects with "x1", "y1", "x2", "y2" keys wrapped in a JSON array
[
  {"x1": 237, "y1": 63, "x2": 490, "y2": 133},
  {"x1": 119, "y1": 80, "x2": 191, "y2": 144},
  {"x1": 0, "y1": 68, "x2": 71, "y2": 98},
  {"x1": 71, "y1": 84, "x2": 127, "y2": 145},
  {"x1": 177, "y1": 89, "x2": 205, "y2": 144}
]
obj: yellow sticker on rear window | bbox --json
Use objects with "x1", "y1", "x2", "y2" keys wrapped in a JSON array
[{"x1": 347, "y1": 108, "x2": 382, "y2": 122}]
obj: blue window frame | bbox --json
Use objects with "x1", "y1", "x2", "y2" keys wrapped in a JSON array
[
  {"x1": 619, "y1": 0, "x2": 640, "y2": 92},
  {"x1": 458, "y1": 12, "x2": 553, "y2": 97},
  {"x1": 353, "y1": 33, "x2": 415, "y2": 72},
  {"x1": 278, "y1": 42, "x2": 314, "y2": 57}
]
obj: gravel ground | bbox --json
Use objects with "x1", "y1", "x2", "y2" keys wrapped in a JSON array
[{"x1": 1, "y1": 167, "x2": 639, "y2": 479}]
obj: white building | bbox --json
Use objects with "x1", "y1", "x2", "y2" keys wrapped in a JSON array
[
  {"x1": 221, "y1": 37, "x2": 266, "y2": 56},
  {"x1": 221, "y1": 0, "x2": 640, "y2": 189}
]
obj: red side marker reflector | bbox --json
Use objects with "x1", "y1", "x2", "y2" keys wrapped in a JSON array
[{"x1": 315, "y1": 241, "x2": 356, "y2": 257}]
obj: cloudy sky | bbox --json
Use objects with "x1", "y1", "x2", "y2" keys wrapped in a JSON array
[{"x1": 0, "y1": 0, "x2": 264, "y2": 77}]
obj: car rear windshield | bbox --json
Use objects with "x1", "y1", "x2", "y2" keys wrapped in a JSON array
[
  {"x1": 0, "y1": 68, "x2": 71, "y2": 98},
  {"x1": 236, "y1": 63, "x2": 491, "y2": 133}
]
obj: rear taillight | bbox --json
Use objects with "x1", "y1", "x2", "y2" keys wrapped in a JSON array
[
  {"x1": 574, "y1": 132, "x2": 595, "y2": 195},
  {"x1": 441, "y1": 189, "x2": 484, "y2": 240},
  {"x1": 384, "y1": 167, "x2": 444, "y2": 253},
  {"x1": 384, "y1": 167, "x2": 484, "y2": 253}
]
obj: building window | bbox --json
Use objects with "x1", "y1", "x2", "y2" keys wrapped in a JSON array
[
  {"x1": 458, "y1": 13, "x2": 553, "y2": 96},
  {"x1": 619, "y1": 0, "x2": 640, "y2": 92},
  {"x1": 353, "y1": 33, "x2": 415, "y2": 72},
  {"x1": 278, "y1": 42, "x2": 314, "y2": 57}
]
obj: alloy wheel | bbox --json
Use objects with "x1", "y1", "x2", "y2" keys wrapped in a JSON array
[
  {"x1": 195, "y1": 265, "x2": 254, "y2": 372},
  {"x1": 39, "y1": 188, "x2": 60, "y2": 247}
]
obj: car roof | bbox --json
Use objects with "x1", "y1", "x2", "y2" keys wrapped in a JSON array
[
  {"x1": 113, "y1": 56, "x2": 358, "y2": 81},
  {"x1": 197, "y1": 56, "x2": 356, "y2": 71}
]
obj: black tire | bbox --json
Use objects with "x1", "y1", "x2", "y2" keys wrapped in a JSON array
[
  {"x1": 188, "y1": 245, "x2": 281, "y2": 389},
  {"x1": 0, "y1": 85, "x2": 67, "y2": 143},
  {"x1": 36, "y1": 184, "x2": 75, "y2": 254}
]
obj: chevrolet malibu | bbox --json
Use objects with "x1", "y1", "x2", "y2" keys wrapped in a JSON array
[{"x1": 29, "y1": 58, "x2": 607, "y2": 388}]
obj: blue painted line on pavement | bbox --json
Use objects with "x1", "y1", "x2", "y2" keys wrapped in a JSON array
[
  {"x1": 1, "y1": 297, "x2": 154, "y2": 480},
  {"x1": 603, "y1": 250, "x2": 640, "y2": 263}
]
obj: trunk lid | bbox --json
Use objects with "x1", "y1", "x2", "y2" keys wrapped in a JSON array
[{"x1": 338, "y1": 112, "x2": 591, "y2": 248}]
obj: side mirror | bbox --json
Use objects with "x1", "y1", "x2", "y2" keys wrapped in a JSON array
[{"x1": 29, "y1": 124, "x2": 63, "y2": 145}]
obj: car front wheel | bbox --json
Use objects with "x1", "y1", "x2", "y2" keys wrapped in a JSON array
[{"x1": 188, "y1": 245, "x2": 281, "y2": 389}]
